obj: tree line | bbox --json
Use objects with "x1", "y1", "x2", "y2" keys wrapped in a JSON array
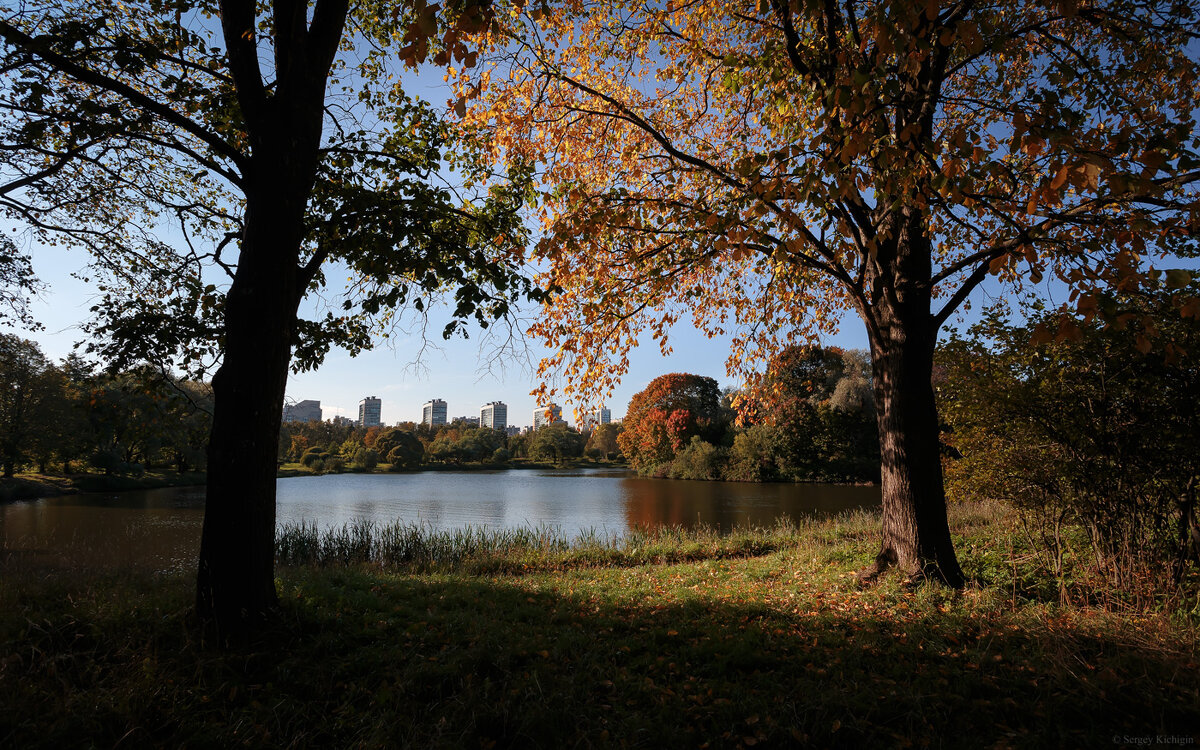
[
  {"x1": 0, "y1": 334, "x2": 212, "y2": 479},
  {"x1": 278, "y1": 418, "x2": 621, "y2": 472},
  {"x1": 618, "y1": 348, "x2": 880, "y2": 484}
]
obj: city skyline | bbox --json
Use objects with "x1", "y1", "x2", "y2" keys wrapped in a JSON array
[{"x1": 290, "y1": 395, "x2": 593, "y2": 430}]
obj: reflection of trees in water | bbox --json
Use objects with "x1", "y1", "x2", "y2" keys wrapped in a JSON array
[
  {"x1": 2, "y1": 498, "x2": 203, "y2": 570},
  {"x1": 620, "y1": 478, "x2": 880, "y2": 531}
]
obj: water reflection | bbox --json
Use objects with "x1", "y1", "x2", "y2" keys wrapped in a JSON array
[
  {"x1": 2, "y1": 470, "x2": 880, "y2": 570},
  {"x1": 620, "y1": 476, "x2": 879, "y2": 529},
  {"x1": 1, "y1": 486, "x2": 205, "y2": 572}
]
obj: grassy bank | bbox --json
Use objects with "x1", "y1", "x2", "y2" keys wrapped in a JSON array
[
  {"x1": 277, "y1": 458, "x2": 627, "y2": 478},
  {"x1": 2, "y1": 502, "x2": 1198, "y2": 748},
  {"x1": 0, "y1": 471, "x2": 207, "y2": 501}
]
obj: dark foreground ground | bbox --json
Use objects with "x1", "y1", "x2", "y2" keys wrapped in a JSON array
[{"x1": 2, "y1": 502, "x2": 1197, "y2": 748}]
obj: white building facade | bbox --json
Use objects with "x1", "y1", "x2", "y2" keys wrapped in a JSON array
[
  {"x1": 283, "y1": 399, "x2": 322, "y2": 423},
  {"x1": 533, "y1": 404, "x2": 563, "y2": 430},
  {"x1": 480, "y1": 401, "x2": 508, "y2": 430},
  {"x1": 358, "y1": 396, "x2": 382, "y2": 427},
  {"x1": 422, "y1": 399, "x2": 448, "y2": 427},
  {"x1": 582, "y1": 406, "x2": 612, "y2": 428}
]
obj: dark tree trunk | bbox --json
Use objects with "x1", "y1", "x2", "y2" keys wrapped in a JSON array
[
  {"x1": 195, "y1": 153, "x2": 308, "y2": 639},
  {"x1": 857, "y1": 213, "x2": 965, "y2": 587},
  {"x1": 2, "y1": 459, "x2": 12, "y2": 479},
  {"x1": 191, "y1": 0, "x2": 347, "y2": 639},
  {"x1": 194, "y1": 257, "x2": 290, "y2": 634}
]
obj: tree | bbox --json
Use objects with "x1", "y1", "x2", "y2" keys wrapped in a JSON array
[
  {"x1": 617, "y1": 373, "x2": 726, "y2": 473},
  {"x1": 376, "y1": 428, "x2": 424, "y2": 470},
  {"x1": 462, "y1": 0, "x2": 1200, "y2": 585},
  {"x1": 584, "y1": 422, "x2": 620, "y2": 460},
  {"x1": 0, "y1": 1, "x2": 543, "y2": 637},
  {"x1": 529, "y1": 422, "x2": 585, "y2": 464},
  {"x1": 162, "y1": 379, "x2": 213, "y2": 474},
  {"x1": 726, "y1": 424, "x2": 785, "y2": 482},
  {"x1": 739, "y1": 346, "x2": 879, "y2": 482},
  {"x1": 939, "y1": 296, "x2": 1200, "y2": 589},
  {"x1": 0, "y1": 335, "x2": 59, "y2": 477},
  {"x1": 0, "y1": 236, "x2": 40, "y2": 329}
]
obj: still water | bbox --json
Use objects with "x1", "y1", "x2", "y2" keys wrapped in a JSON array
[{"x1": 1, "y1": 469, "x2": 879, "y2": 571}]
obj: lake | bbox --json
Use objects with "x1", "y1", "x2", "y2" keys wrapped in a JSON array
[{"x1": 1, "y1": 468, "x2": 880, "y2": 571}]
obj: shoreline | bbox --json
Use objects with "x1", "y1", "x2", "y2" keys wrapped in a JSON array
[
  {"x1": 0, "y1": 472, "x2": 207, "y2": 502},
  {"x1": 4, "y1": 461, "x2": 878, "y2": 503}
]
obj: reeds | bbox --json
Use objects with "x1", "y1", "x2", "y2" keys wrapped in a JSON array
[{"x1": 274, "y1": 517, "x2": 812, "y2": 572}]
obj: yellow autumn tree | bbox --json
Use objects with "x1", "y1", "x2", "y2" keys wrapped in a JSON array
[{"x1": 460, "y1": 0, "x2": 1200, "y2": 585}]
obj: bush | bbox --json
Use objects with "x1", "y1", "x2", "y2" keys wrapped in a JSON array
[
  {"x1": 725, "y1": 424, "x2": 783, "y2": 482},
  {"x1": 666, "y1": 437, "x2": 724, "y2": 481},
  {"x1": 300, "y1": 448, "x2": 324, "y2": 468},
  {"x1": 939, "y1": 298, "x2": 1200, "y2": 593},
  {"x1": 351, "y1": 447, "x2": 379, "y2": 472}
]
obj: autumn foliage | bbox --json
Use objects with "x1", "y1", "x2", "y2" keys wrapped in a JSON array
[
  {"x1": 460, "y1": 0, "x2": 1200, "y2": 584},
  {"x1": 938, "y1": 294, "x2": 1200, "y2": 593},
  {"x1": 617, "y1": 374, "x2": 726, "y2": 473}
]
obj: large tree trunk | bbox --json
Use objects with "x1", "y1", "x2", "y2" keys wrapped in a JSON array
[
  {"x1": 195, "y1": 167, "x2": 306, "y2": 639},
  {"x1": 857, "y1": 216, "x2": 965, "y2": 587},
  {"x1": 192, "y1": 3, "x2": 349, "y2": 640},
  {"x1": 195, "y1": 251, "x2": 294, "y2": 636}
]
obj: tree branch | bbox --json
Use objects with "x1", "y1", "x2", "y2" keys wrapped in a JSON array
[{"x1": 0, "y1": 19, "x2": 247, "y2": 174}]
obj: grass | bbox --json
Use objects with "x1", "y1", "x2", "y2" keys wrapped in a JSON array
[
  {"x1": 0, "y1": 470, "x2": 206, "y2": 500},
  {"x1": 274, "y1": 517, "x2": 807, "y2": 572},
  {"x1": 2, "y1": 501, "x2": 1198, "y2": 748}
]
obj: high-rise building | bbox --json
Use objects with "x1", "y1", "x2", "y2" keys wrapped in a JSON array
[
  {"x1": 422, "y1": 398, "x2": 447, "y2": 427},
  {"x1": 358, "y1": 396, "x2": 382, "y2": 428},
  {"x1": 282, "y1": 399, "x2": 322, "y2": 423},
  {"x1": 533, "y1": 403, "x2": 563, "y2": 430},
  {"x1": 582, "y1": 406, "x2": 611, "y2": 428},
  {"x1": 480, "y1": 401, "x2": 508, "y2": 430}
]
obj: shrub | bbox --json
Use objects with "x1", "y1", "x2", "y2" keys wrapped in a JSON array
[
  {"x1": 725, "y1": 424, "x2": 783, "y2": 482},
  {"x1": 939, "y1": 298, "x2": 1200, "y2": 594},
  {"x1": 667, "y1": 437, "x2": 724, "y2": 481}
]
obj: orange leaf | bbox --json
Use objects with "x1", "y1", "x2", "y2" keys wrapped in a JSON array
[{"x1": 1050, "y1": 165, "x2": 1069, "y2": 191}]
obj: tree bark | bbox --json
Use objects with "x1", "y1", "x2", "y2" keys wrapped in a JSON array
[
  {"x1": 195, "y1": 143, "x2": 310, "y2": 639},
  {"x1": 857, "y1": 214, "x2": 965, "y2": 587},
  {"x1": 194, "y1": 208, "x2": 298, "y2": 637}
]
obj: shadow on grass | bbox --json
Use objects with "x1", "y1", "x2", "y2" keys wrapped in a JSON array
[{"x1": 3, "y1": 563, "x2": 1198, "y2": 749}]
